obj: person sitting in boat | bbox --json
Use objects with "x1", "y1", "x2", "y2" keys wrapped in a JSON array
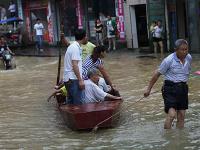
[
  {"x1": 82, "y1": 45, "x2": 114, "y2": 92},
  {"x1": 82, "y1": 68, "x2": 122, "y2": 104},
  {"x1": 49, "y1": 75, "x2": 112, "y2": 104},
  {"x1": 0, "y1": 36, "x2": 15, "y2": 60}
]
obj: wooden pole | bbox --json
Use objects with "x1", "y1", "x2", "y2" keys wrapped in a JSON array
[{"x1": 56, "y1": 41, "x2": 61, "y2": 85}]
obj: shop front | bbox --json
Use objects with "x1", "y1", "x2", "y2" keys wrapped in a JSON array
[
  {"x1": 83, "y1": 0, "x2": 125, "y2": 41},
  {"x1": 59, "y1": 0, "x2": 79, "y2": 41},
  {"x1": 24, "y1": 0, "x2": 58, "y2": 45},
  {"x1": 59, "y1": 0, "x2": 125, "y2": 42}
]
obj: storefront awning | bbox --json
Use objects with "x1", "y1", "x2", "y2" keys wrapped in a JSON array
[{"x1": 0, "y1": 17, "x2": 23, "y2": 24}]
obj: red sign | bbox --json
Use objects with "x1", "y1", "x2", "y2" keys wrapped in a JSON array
[
  {"x1": 47, "y1": 1, "x2": 53, "y2": 43},
  {"x1": 117, "y1": 0, "x2": 125, "y2": 40},
  {"x1": 77, "y1": 0, "x2": 83, "y2": 29}
]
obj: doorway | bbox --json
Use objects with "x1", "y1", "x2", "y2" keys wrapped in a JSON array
[
  {"x1": 176, "y1": 0, "x2": 187, "y2": 39},
  {"x1": 135, "y1": 4, "x2": 148, "y2": 47},
  {"x1": 30, "y1": 8, "x2": 48, "y2": 41}
]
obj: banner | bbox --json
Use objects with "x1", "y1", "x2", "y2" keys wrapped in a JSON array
[
  {"x1": 47, "y1": 1, "x2": 54, "y2": 43},
  {"x1": 76, "y1": 0, "x2": 83, "y2": 29},
  {"x1": 117, "y1": 0, "x2": 125, "y2": 40}
]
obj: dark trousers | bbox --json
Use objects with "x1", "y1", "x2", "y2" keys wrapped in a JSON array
[{"x1": 162, "y1": 80, "x2": 188, "y2": 113}]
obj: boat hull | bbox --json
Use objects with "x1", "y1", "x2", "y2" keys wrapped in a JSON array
[{"x1": 57, "y1": 96, "x2": 122, "y2": 130}]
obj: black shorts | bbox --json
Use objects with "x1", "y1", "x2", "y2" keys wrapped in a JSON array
[
  {"x1": 152, "y1": 37, "x2": 162, "y2": 42},
  {"x1": 162, "y1": 80, "x2": 188, "y2": 113}
]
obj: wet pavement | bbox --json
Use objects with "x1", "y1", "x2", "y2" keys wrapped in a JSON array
[
  {"x1": 12, "y1": 45, "x2": 65, "y2": 57},
  {"x1": 12, "y1": 44, "x2": 156, "y2": 58}
]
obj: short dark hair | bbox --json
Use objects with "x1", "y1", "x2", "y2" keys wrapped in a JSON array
[
  {"x1": 93, "y1": 45, "x2": 106, "y2": 55},
  {"x1": 75, "y1": 29, "x2": 86, "y2": 41},
  {"x1": 36, "y1": 18, "x2": 40, "y2": 21}
]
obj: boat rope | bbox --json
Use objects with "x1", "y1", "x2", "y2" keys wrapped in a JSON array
[{"x1": 92, "y1": 90, "x2": 160, "y2": 132}]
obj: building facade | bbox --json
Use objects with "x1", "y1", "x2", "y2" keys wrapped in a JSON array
[
  {"x1": 59, "y1": 0, "x2": 125, "y2": 43},
  {"x1": 1, "y1": 0, "x2": 125, "y2": 46},
  {"x1": 124, "y1": 0, "x2": 200, "y2": 53},
  {"x1": 123, "y1": 0, "x2": 148, "y2": 49},
  {"x1": 22, "y1": 0, "x2": 59, "y2": 45}
]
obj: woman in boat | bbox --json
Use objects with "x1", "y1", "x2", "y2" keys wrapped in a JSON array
[
  {"x1": 82, "y1": 68, "x2": 122, "y2": 104},
  {"x1": 82, "y1": 45, "x2": 114, "y2": 92}
]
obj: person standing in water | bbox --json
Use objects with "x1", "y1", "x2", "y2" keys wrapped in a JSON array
[
  {"x1": 144, "y1": 39, "x2": 192, "y2": 129},
  {"x1": 152, "y1": 20, "x2": 164, "y2": 55}
]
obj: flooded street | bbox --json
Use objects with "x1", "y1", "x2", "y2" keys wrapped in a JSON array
[{"x1": 0, "y1": 51, "x2": 200, "y2": 149}]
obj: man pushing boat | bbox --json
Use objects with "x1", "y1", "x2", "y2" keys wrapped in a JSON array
[{"x1": 144, "y1": 39, "x2": 192, "y2": 129}]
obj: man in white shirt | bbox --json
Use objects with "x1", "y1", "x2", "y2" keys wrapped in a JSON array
[
  {"x1": 63, "y1": 29, "x2": 88, "y2": 105},
  {"x1": 82, "y1": 68, "x2": 122, "y2": 104},
  {"x1": 34, "y1": 18, "x2": 44, "y2": 52}
]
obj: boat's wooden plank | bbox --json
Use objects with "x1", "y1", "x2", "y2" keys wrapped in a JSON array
[{"x1": 59, "y1": 100, "x2": 122, "y2": 113}]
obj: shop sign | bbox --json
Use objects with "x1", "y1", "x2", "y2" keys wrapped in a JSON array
[
  {"x1": 47, "y1": 1, "x2": 54, "y2": 43},
  {"x1": 77, "y1": 0, "x2": 83, "y2": 29},
  {"x1": 117, "y1": 0, "x2": 125, "y2": 39},
  {"x1": 29, "y1": 0, "x2": 48, "y2": 8}
]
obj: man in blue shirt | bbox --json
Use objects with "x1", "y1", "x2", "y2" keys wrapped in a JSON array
[{"x1": 144, "y1": 39, "x2": 192, "y2": 129}]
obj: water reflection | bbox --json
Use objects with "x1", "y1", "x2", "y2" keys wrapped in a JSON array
[{"x1": 0, "y1": 52, "x2": 199, "y2": 149}]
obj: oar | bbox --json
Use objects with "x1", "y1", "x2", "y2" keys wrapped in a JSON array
[
  {"x1": 56, "y1": 41, "x2": 62, "y2": 85},
  {"x1": 47, "y1": 41, "x2": 62, "y2": 103},
  {"x1": 92, "y1": 91, "x2": 159, "y2": 132},
  {"x1": 47, "y1": 93, "x2": 55, "y2": 102}
]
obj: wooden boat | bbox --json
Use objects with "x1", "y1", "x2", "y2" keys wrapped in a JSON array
[{"x1": 56, "y1": 91, "x2": 123, "y2": 130}]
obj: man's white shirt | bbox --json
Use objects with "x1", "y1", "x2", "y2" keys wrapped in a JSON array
[
  {"x1": 83, "y1": 79, "x2": 107, "y2": 103},
  {"x1": 34, "y1": 23, "x2": 44, "y2": 35},
  {"x1": 63, "y1": 41, "x2": 82, "y2": 82}
]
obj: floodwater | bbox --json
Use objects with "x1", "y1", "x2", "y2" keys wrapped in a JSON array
[{"x1": 0, "y1": 50, "x2": 200, "y2": 149}]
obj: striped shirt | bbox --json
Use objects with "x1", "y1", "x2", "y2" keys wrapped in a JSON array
[
  {"x1": 82, "y1": 55, "x2": 103, "y2": 79},
  {"x1": 158, "y1": 52, "x2": 192, "y2": 83}
]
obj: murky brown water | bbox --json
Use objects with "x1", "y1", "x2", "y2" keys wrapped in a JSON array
[{"x1": 0, "y1": 51, "x2": 200, "y2": 149}]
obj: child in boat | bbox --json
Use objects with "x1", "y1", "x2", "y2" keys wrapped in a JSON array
[{"x1": 47, "y1": 85, "x2": 67, "y2": 102}]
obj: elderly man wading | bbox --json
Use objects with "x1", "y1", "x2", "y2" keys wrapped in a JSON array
[{"x1": 144, "y1": 39, "x2": 192, "y2": 129}]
